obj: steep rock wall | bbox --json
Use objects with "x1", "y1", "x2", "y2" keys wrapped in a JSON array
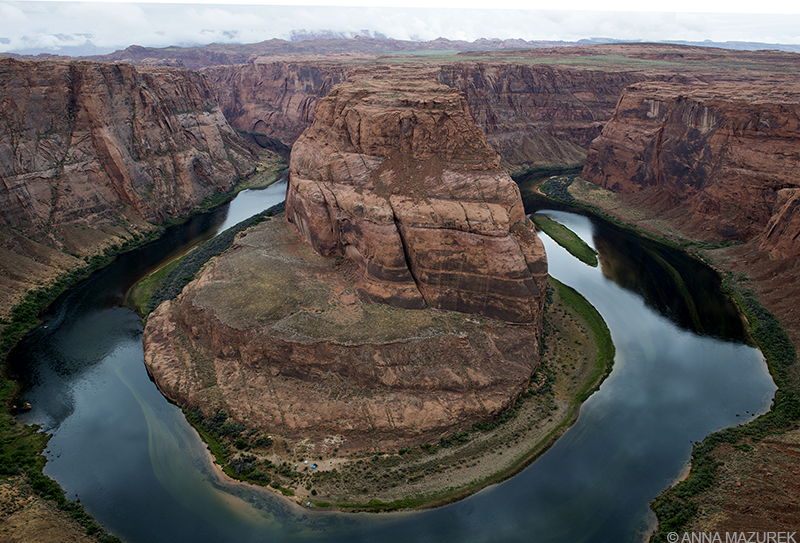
[
  {"x1": 437, "y1": 62, "x2": 644, "y2": 170},
  {"x1": 0, "y1": 57, "x2": 258, "y2": 314},
  {"x1": 286, "y1": 73, "x2": 548, "y2": 324},
  {"x1": 582, "y1": 82, "x2": 800, "y2": 256},
  {"x1": 203, "y1": 60, "x2": 644, "y2": 172},
  {"x1": 202, "y1": 62, "x2": 348, "y2": 147}
]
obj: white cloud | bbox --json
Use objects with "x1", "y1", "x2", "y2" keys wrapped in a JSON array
[
  {"x1": 0, "y1": 2, "x2": 26, "y2": 22},
  {"x1": 25, "y1": 0, "x2": 798, "y2": 14},
  {"x1": 1, "y1": 1, "x2": 799, "y2": 55}
]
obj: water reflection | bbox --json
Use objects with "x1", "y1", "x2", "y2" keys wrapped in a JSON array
[{"x1": 531, "y1": 208, "x2": 747, "y2": 341}]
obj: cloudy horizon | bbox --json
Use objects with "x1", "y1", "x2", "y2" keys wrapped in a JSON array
[{"x1": 2, "y1": 1, "x2": 800, "y2": 56}]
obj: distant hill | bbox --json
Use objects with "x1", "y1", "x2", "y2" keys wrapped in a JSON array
[{"x1": 4, "y1": 35, "x2": 797, "y2": 70}]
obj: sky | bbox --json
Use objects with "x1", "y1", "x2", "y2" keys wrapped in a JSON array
[{"x1": 1, "y1": 0, "x2": 799, "y2": 56}]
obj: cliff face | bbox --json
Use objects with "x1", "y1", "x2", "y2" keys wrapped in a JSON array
[
  {"x1": 202, "y1": 61, "x2": 348, "y2": 146},
  {"x1": 203, "y1": 59, "x2": 644, "y2": 172},
  {"x1": 0, "y1": 57, "x2": 258, "y2": 315},
  {"x1": 582, "y1": 82, "x2": 800, "y2": 255},
  {"x1": 437, "y1": 63, "x2": 643, "y2": 170},
  {"x1": 286, "y1": 74, "x2": 548, "y2": 324}
]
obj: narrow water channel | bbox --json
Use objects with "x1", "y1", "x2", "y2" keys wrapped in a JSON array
[{"x1": 8, "y1": 185, "x2": 776, "y2": 543}]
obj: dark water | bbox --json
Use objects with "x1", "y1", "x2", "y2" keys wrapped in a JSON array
[{"x1": 9, "y1": 189, "x2": 775, "y2": 543}]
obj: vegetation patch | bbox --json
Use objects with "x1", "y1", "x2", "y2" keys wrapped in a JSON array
[
  {"x1": 141, "y1": 201, "x2": 285, "y2": 316},
  {"x1": 552, "y1": 279, "x2": 615, "y2": 403},
  {"x1": 533, "y1": 213, "x2": 598, "y2": 267},
  {"x1": 538, "y1": 175, "x2": 685, "y2": 249},
  {"x1": 127, "y1": 256, "x2": 185, "y2": 314}
]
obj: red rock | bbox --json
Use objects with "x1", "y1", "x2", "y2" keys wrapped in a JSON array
[
  {"x1": 0, "y1": 57, "x2": 259, "y2": 315},
  {"x1": 286, "y1": 73, "x2": 548, "y2": 324},
  {"x1": 205, "y1": 59, "x2": 638, "y2": 174},
  {"x1": 143, "y1": 219, "x2": 541, "y2": 451},
  {"x1": 0, "y1": 58, "x2": 256, "y2": 231},
  {"x1": 203, "y1": 61, "x2": 348, "y2": 147},
  {"x1": 582, "y1": 81, "x2": 800, "y2": 254}
]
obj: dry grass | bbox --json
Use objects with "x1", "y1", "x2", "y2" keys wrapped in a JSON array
[{"x1": 0, "y1": 477, "x2": 96, "y2": 543}]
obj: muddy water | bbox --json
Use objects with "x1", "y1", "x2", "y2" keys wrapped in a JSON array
[{"x1": 9, "y1": 191, "x2": 775, "y2": 543}]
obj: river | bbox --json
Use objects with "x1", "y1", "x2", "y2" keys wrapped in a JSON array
[{"x1": 9, "y1": 181, "x2": 776, "y2": 543}]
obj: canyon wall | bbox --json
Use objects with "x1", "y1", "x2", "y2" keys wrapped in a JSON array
[
  {"x1": 0, "y1": 57, "x2": 259, "y2": 315},
  {"x1": 201, "y1": 46, "x2": 800, "y2": 177},
  {"x1": 437, "y1": 62, "x2": 643, "y2": 170},
  {"x1": 203, "y1": 61, "x2": 348, "y2": 146},
  {"x1": 582, "y1": 81, "x2": 800, "y2": 256},
  {"x1": 287, "y1": 73, "x2": 548, "y2": 324},
  {"x1": 204, "y1": 59, "x2": 644, "y2": 173}
]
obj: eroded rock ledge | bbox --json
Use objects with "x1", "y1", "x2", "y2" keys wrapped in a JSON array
[
  {"x1": 143, "y1": 74, "x2": 548, "y2": 452},
  {"x1": 582, "y1": 81, "x2": 800, "y2": 258}
]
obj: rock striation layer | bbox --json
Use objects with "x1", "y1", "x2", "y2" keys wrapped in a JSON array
[
  {"x1": 205, "y1": 45, "x2": 800, "y2": 175},
  {"x1": 0, "y1": 57, "x2": 258, "y2": 315},
  {"x1": 204, "y1": 59, "x2": 640, "y2": 173},
  {"x1": 0, "y1": 58, "x2": 256, "y2": 230},
  {"x1": 582, "y1": 81, "x2": 800, "y2": 257},
  {"x1": 286, "y1": 74, "x2": 548, "y2": 323},
  {"x1": 437, "y1": 62, "x2": 642, "y2": 170}
]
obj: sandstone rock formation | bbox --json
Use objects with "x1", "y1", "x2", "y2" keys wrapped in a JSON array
[
  {"x1": 143, "y1": 73, "x2": 548, "y2": 451},
  {"x1": 286, "y1": 73, "x2": 548, "y2": 324},
  {"x1": 0, "y1": 57, "x2": 259, "y2": 315},
  {"x1": 582, "y1": 81, "x2": 800, "y2": 256}
]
